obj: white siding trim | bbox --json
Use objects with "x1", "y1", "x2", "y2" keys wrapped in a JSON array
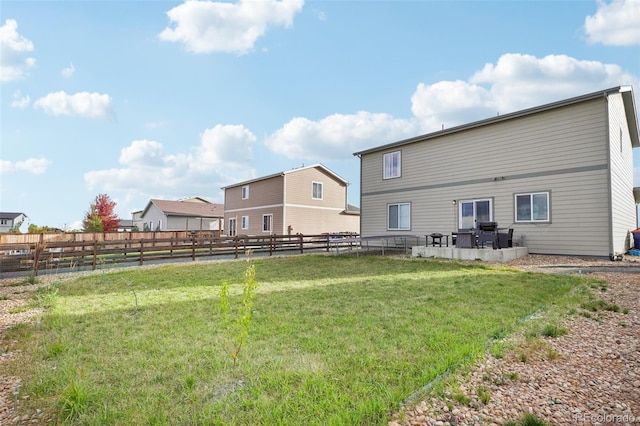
[{"x1": 225, "y1": 204, "x2": 283, "y2": 213}]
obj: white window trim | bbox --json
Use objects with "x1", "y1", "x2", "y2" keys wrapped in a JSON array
[
  {"x1": 241, "y1": 215, "x2": 249, "y2": 229},
  {"x1": 458, "y1": 198, "x2": 493, "y2": 229},
  {"x1": 387, "y1": 202, "x2": 411, "y2": 231},
  {"x1": 228, "y1": 217, "x2": 237, "y2": 237},
  {"x1": 312, "y1": 181, "x2": 323, "y2": 200},
  {"x1": 262, "y1": 214, "x2": 273, "y2": 233},
  {"x1": 515, "y1": 192, "x2": 550, "y2": 223},
  {"x1": 383, "y1": 151, "x2": 401, "y2": 179},
  {"x1": 242, "y1": 185, "x2": 249, "y2": 200}
]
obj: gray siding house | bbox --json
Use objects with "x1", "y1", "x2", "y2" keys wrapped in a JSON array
[
  {"x1": 0, "y1": 212, "x2": 27, "y2": 233},
  {"x1": 354, "y1": 86, "x2": 639, "y2": 259},
  {"x1": 222, "y1": 164, "x2": 359, "y2": 236},
  {"x1": 135, "y1": 197, "x2": 224, "y2": 232}
]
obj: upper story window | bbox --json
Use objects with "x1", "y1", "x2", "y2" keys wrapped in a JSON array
[
  {"x1": 515, "y1": 192, "x2": 550, "y2": 223},
  {"x1": 0, "y1": 219, "x2": 8, "y2": 225},
  {"x1": 241, "y1": 216, "x2": 249, "y2": 229},
  {"x1": 312, "y1": 182, "x2": 323, "y2": 199},
  {"x1": 388, "y1": 202, "x2": 410, "y2": 230},
  {"x1": 242, "y1": 185, "x2": 249, "y2": 200},
  {"x1": 383, "y1": 151, "x2": 401, "y2": 179}
]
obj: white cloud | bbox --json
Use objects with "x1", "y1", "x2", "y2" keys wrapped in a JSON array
[
  {"x1": 61, "y1": 62, "x2": 75, "y2": 78},
  {"x1": 411, "y1": 53, "x2": 640, "y2": 132},
  {"x1": 158, "y1": 0, "x2": 304, "y2": 54},
  {"x1": 411, "y1": 81, "x2": 497, "y2": 131},
  {"x1": 33, "y1": 91, "x2": 114, "y2": 119},
  {"x1": 584, "y1": 0, "x2": 640, "y2": 46},
  {"x1": 84, "y1": 124, "x2": 256, "y2": 198},
  {"x1": 0, "y1": 19, "x2": 36, "y2": 82},
  {"x1": 265, "y1": 53, "x2": 639, "y2": 160},
  {"x1": 0, "y1": 157, "x2": 51, "y2": 174},
  {"x1": 265, "y1": 112, "x2": 419, "y2": 160},
  {"x1": 11, "y1": 90, "x2": 30, "y2": 108}
]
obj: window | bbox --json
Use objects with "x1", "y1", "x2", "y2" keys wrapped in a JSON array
[
  {"x1": 0, "y1": 219, "x2": 7, "y2": 225},
  {"x1": 383, "y1": 151, "x2": 401, "y2": 179},
  {"x1": 262, "y1": 214, "x2": 273, "y2": 232},
  {"x1": 312, "y1": 182, "x2": 323, "y2": 199},
  {"x1": 388, "y1": 202, "x2": 410, "y2": 230},
  {"x1": 242, "y1": 185, "x2": 249, "y2": 200},
  {"x1": 241, "y1": 216, "x2": 249, "y2": 229},
  {"x1": 228, "y1": 218, "x2": 237, "y2": 236},
  {"x1": 459, "y1": 199, "x2": 492, "y2": 229},
  {"x1": 515, "y1": 192, "x2": 549, "y2": 222}
]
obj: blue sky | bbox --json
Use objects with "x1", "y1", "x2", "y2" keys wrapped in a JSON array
[{"x1": 1, "y1": 0, "x2": 639, "y2": 231}]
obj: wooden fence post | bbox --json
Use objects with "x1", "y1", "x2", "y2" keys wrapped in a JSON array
[
  {"x1": 299, "y1": 234, "x2": 304, "y2": 253},
  {"x1": 139, "y1": 240, "x2": 144, "y2": 266},
  {"x1": 92, "y1": 241, "x2": 98, "y2": 270},
  {"x1": 234, "y1": 236, "x2": 239, "y2": 259},
  {"x1": 32, "y1": 242, "x2": 41, "y2": 277},
  {"x1": 192, "y1": 235, "x2": 196, "y2": 261}
]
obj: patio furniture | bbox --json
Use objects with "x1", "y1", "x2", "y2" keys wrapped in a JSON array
[
  {"x1": 427, "y1": 233, "x2": 449, "y2": 247},
  {"x1": 498, "y1": 228, "x2": 514, "y2": 248},
  {"x1": 455, "y1": 230, "x2": 476, "y2": 248},
  {"x1": 477, "y1": 221, "x2": 499, "y2": 249}
]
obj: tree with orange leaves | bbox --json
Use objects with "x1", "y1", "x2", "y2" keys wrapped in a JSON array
[{"x1": 82, "y1": 194, "x2": 119, "y2": 232}]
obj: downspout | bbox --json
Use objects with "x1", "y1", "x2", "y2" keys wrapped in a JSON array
[
  {"x1": 283, "y1": 175, "x2": 287, "y2": 234},
  {"x1": 356, "y1": 154, "x2": 363, "y2": 236},
  {"x1": 605, "y1": 92, "x2": 615, "y2": 259}
]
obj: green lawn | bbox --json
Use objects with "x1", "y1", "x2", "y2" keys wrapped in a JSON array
[{"x1": 5, "y1": 255, "x2": 589, "y2": 425}]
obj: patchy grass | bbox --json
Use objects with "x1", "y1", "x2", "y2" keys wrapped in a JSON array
[{"x1": 4, "y1": 255, "x2": 588, "y2": 425}]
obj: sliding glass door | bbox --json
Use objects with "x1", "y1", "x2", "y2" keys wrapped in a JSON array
[{"x1": 459, "y1": 199, "x2": 492, "y2": 229}]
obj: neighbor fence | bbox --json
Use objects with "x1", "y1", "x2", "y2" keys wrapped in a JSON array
[{"x1": 0, "y1": 232, "x2": 363, "y2": 277}]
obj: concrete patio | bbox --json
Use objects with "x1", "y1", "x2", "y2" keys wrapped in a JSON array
[{"x1": 412, "y1": 245, "x2": 529, "y2": 262}]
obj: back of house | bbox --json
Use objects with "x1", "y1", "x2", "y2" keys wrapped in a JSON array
[{"x1": 354, "y1": 86, "x2": 639, "y2": 258}]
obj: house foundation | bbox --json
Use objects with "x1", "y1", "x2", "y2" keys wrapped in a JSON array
[{"x1": 412, "y1": 245, "x2": 528, "y2": 262}]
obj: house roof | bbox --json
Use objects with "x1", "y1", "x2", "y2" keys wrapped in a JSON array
[
  {"x1": 0, "y1": 212, "x2": 27, "y2": 220},
  {"x1": 344, "y1": 204, "x2": 360, "y2": 215},
  {"x1": 141, "y1": 199, "x2": 224, "y2": 218},
  {"x1": 353, "y1": 86, "x2": 640, "y2": 156},
  {"x1": 221, "y1": 164, "x2": 349, "y2": 189}
]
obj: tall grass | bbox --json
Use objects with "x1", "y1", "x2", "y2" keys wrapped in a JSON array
[{"x1": 5, "y1": 255, "x2": 587, "y2": 425}]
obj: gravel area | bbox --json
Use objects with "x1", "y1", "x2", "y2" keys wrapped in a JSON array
[
  {"x1": 1, "y1": 254, "x2": 639, "y2": 425},
  {"x1": 391, "y1": 255, "x2": 640, "y2": 426}
]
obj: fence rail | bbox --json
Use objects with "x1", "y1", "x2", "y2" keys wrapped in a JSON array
[{"x1": 0, "y1": 232, "x2": 363, "y2": 277}]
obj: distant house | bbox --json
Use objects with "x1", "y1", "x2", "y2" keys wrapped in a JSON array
[
  {"x1": 0, "y1": 212, "x2": 27, "y2": 233},
  {"x1": 117, "y1": 219, "x2": 135, "y2": 232},
  {"x1": 134, "y1": 197, "x2": 224, "y2": 232},
  {"x1": 222, "y1": 164, "x2": 359, "y2": 236},
  {"x1": 354, "y1": 86, "x2": 639, "y2": 259}
]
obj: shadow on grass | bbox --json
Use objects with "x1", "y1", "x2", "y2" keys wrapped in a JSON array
[{"x1": 8, "y1": 255, "x2": 585, "y2": 425}]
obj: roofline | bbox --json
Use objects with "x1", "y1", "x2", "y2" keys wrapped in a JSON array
[
  {"x1": 221, "y1": 164, "x2": 349, "y2": 190},
  {"x1": 354, "y1": 86, "x2": 639, "y2": 156},
  {"x1": 140, "y1": 199, "x2": 223, "y2": 217}
]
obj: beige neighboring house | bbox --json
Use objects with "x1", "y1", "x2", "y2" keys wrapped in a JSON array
[
  {"x1": 354, "y1": 86, "x2": 640, "y2": 259},
  {"x1": 222, "y1": 164, "x2": 359, "y2": 236},
  {"x1": 0, "y1": 212, "x2": 27, "y2": 233},
  {"x1": 134, "y1": 197, "x2": 224, "y2": 232}
]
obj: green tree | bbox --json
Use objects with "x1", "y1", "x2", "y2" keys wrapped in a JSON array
[
  {"x1": 83, "y1": 209, "x2": 104, "y2": 232},
  {"x1": 28, "y1": 224, "x2": 61, "y2": 233}
]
